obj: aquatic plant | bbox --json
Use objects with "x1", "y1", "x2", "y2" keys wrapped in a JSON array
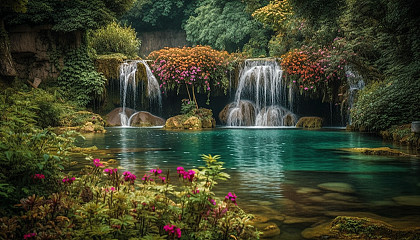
[{"x1": 0, "y1": 155, "x2": 258, "y2": 239}]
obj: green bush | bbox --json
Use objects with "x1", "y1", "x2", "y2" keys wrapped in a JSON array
[
  {"x1": 89, "y1": 21, "x2": 140, "y2": 58},
  {"x1": 0, "y1": 88, "x2": 77, "y2": 213},
  {"x1": 58, "y1": 46, "x2": 106, "y2": 108},
  {"x1": 350, "y1": 64, "x2": 420, "y2": 131}
]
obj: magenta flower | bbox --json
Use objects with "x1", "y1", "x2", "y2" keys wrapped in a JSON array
[
  {"x1": 158, "y1": 176, "x2": 166, "y2": 183},
  {"x1": 177, "y1": 166, "x2": 185, "y2": 175},
  {"x1": 123, "y1": 171, "x2": 137, "y2": 183},
  {"x1": 104, "y1": 168, "x2": 117, "y2": 175},
  {"x1": 150, "y1": 168, "x2": 162, "y2": 175},
  {"x1": 209, "y1": 198, "x2": 216, "y2": 205},
  {"x1": 225, "y1": 192, "x2": 237, "y2": 205},
  {"x1": 164, "y1": 224, "x2": 181, "y2": 238},
  {"x1": 62, "y1": 176, "x2": 75, "y2": 184},
  {"x1": 23, "y1": 233, "x2": 36, "y2": 239},
  {"x1": 142, "y1": 174, "x2": 153, "y2": 182},
  {"x1": 93, "y1": 158, "x2": 104, "y2": 167},
  {"x1": 33, "y1": 174, "x2": 45, "y2": 180}
]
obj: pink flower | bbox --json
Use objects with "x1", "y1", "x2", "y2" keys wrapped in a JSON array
[
  {"x1": 123, "y1": 171, "x2": 137, "y2": 183},
  {"x1": 193, "y1": 188, "x2": 199, "y2": 194},
  {"x1": 209, "y1": 198, "x2": 216, "y2": 205},
  {"x1": 104, "y1": 168, "x2": 117, "y2": 175},
  {"x1": 62, "y1": 176, "x2": 75, "y2": 184},
  {"x1": 225, "y1": 192, "x2": 237, "y2": 205},
  {"x1": 93, "y1": 159, "x2": 104, "y2": 167},
  {"x1": 164, "y1": 224, "x2": 181, "y2": 238},
  {"x1": 24, "y1": 233, "x2": 36, "y2": 239},
  {"x1": 33, "y1": 174, "x2": 45, "y2": 180}
]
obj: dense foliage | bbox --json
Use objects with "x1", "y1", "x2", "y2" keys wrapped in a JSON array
[
  {"x1": 121, "y1": 0, "x2": 196, "y2": 31},
  {"x1": 148, "y1": 46, "x2": 235, "y2": 105},
  {"x1": 6, "y1": 0, "x2": 135, "y2": 32},
  {"x1": 0, "y1": 88, "x2": 80, "y2": 212},
  {"x1": 57, "y1": 47, "x2": 106, "y2": 108},
  {"x1": 350, "y1": 66, "x2": 420, "y2": 131},
  {"x1": 89, "y1": 21, "x2": 140, "y2": 58},
  {"x1": 0, "y1": 155, "x2": 259, "y2": 239},
  {"x1": 184, "y1": 0, "x2": 269, "y2": 55}
]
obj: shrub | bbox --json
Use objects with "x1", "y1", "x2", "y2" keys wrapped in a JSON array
[
  {"x1": 0, "y1": 155, "x2": 259, "y2": 239},
  {"x1": 350, "y1": 70, "x2": 420, "y2": 131},
  {"x1": 89, "y1": 21, "x2": 140, "y2": 58},
  {"x1": 57, "y1": 46, "x2": 106, "y2": 108},
  {"x1": 148, "y1": 46, "x2": 236, "y2": 105}
]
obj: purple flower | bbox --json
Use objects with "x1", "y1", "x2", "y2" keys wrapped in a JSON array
[
  {"x1": 209, "y1": 198, "x2": 216, "y2": 205},
  {"x1": 104, "y1": 168, "x2": 117, "y2": 175},
  {"x1": 123, "y1": 171, "x2": 137, "y2": 183},
  {"x1": 62, "y1": 176, "x2": 75, "y2": 184}
]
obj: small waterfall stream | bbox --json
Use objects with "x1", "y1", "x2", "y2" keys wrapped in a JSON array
[
  {"x1": 226, "y1": 59, "x2": 296, "y2": 126},
  {"x1": 345, "y1": 66, "x2": 365, "y2": 124},
  {"x1": 119, "y1": 60, "x2": 162, "y2": 126}
]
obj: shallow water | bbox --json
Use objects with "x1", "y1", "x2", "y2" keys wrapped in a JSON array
[{"x1": 79, "y1": 127, "x2": 420, "y2": 239}]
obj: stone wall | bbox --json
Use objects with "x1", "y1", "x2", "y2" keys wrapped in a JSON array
[
  {"x1": 138, "y1": 30, "x2": 190, "y2": 57},
  {"x1": 7, "y1": 24, "x2": 82, "y2": 81}
]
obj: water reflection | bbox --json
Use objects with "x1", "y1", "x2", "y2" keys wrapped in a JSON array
[{"x1": 81, "y1": 128, "x2": 420, "y2": 239}]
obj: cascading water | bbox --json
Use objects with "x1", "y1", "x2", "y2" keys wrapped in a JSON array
[
  {"x1": 226, "y1": 59, "x2": 297, "y2": 126},
  {"x1": 345, "y1": 66, "x2": 365, "y2": 124},
  {"x1": 119, "y1": 60, "x2": 162, "y2": 126}
]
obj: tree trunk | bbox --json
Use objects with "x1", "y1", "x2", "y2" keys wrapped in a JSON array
[{"x1": 0, "y1": 18, "x2": 17, "y2": 78}]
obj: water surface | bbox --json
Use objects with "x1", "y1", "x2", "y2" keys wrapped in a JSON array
[{"x1": 80, "y1": 128, "x2": 420, "y2": 239}]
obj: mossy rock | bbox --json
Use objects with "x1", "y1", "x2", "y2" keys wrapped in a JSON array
[
  {"x1": 296, "y1": 117, "x2": 323, "y2": 129},
  {"x1": 339, "y1": 147, "x2": 413, "y2": 157},
  {"x1": 164, "y1": 108, "x2": 216, "y2": 130},
  {"x1": 95, "y1": 55, "x2": 125, "y2": 80}
]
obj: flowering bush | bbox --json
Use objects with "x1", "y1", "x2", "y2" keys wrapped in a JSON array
[
  {"x1": 281, "y1": 43, "x2": 352, "y2": 100},
  {"x1": 148, "y1": 46, "x2": 234, "y2": 105},
  {"x1": 0, "y1": 155, "x2": 258, "y2": 240}
]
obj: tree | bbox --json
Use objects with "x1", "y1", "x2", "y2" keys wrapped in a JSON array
[
  {"x1": 184, "y1": 0, "x2": 268, "y2": 54},
  {"x1": 6, "y1": 0, "x2": 135, "y2": 32},
  {"x1": 121, "y1": 0, "x2": 197, "y2": 31}
]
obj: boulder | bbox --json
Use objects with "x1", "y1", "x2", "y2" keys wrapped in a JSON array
[
  {"x1": 392, "y1": 195, "x2": 420, "y2": 207},
  {"x1": 296, "y1": 117, "x2": 323, "y2": 129},
  {"x1": 301, "y1": 221, "x2": 331, "y2": 239},
  {"x1": 130, "y1": 111, "x2": 165, "y2": 127},
  {"x1": 165, "y1": 115, "x2": 184, "y2": 129},
  {"x1": 183, "y1": 116, "x2": 202, "y2": 129},
  {"x1": 219, "y1": 100, "x2": 256, "y2": 126},
  {"x1": 106, "y1": 107, "x2": 135, "y2": 126},
  {"x1": 317, "y1": 182, "x2": 356, "y2": 194},
  {"x1": 258, "y1": 223, "x2": 281, "y2": 239}
]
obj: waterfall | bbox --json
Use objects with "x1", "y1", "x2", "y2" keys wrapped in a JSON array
[
  {"x1": 345, "y1": 66, "x2": 365, "y2": 124},
  {"x1": 119, "y1": 60, "x2": 162, "y2": 126},
  {"x1": 226, "y1": 59, "x2": 296, "y2": 126}
]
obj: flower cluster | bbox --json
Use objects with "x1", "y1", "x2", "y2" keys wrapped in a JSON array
[
  {"x1": 148, "y1": 45, "x2": 231, "y2": 94},
  {"x1": 62, "y1": 177, "x2": 75, "y2": 184},
  {"x1": 93, "y1": 158, "x2": 104, "y2": 167},
  {"x1": 23, "y1": 233, "x2": 36, "y2": 239},
  {"x1": 176, "y1": 166, "x2": 196, "y2": 182},
  {"x1": 150, "y1": 168, "x2": 166, "y2": 183},
  {"x1": 163, "y1": 224, "x2": 182, "y2": 239},
  {"x1": 33, "y1": 174, "x2": 45, "y2": 180},
  {"x1": 104, "y1": 168, "x2": 118, "y2": 175},
  {"x1": 142, "y1": 174, "x2": 153, "y2": 183},
  {"x1": 122, "y1": 171, "x2": 136, "y2": 184},
  {"x1": 281, "y1": 45, "x2": 349, "y2": 94},
  {"x1": 224, "y1": 192, "x2": 237, "y2": 205}
]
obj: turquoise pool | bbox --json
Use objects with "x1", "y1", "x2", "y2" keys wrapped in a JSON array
[{"x1": 80, "y1": 127, "x2": 420, "y2": 239}]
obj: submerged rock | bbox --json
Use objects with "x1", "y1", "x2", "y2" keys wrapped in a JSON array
[
  {"x1": 302, "y1": 216, "x2": 420, "y2": 239},
  {"x1": 296, "y1": 117, "x2": 323, "y2": 129},
  {"x1": 296, "y1": 187, "x2": 322, "y2": 194},
  {"x1": 254, "y1": 222, "x2": 281, "y2": 239},
  {"x1": 340, "y1": 147, "x2": 411, "y2": 156},
  {"x1": 392, "y1": 195, "x2": 420, "y2": 207},
  {"x1": 317, "y1": 182, "x2": 356, "y2": 193}
]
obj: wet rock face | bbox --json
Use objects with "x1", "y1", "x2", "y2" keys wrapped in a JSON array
[
  {"x1": 106, "y1": 107, "x2": 135, "y2": 126},
  {"x1": 165, "y1": 108, "x2": 216, "y2": 130}
]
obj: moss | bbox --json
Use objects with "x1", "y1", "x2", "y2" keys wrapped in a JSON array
[
  {"x1": 164, "y1": 108, "x2": 216, "y2": 130},
  {"x1": 94, "y1": 54, "x2": 125, "y2": 80},
  {"x1": 380, "y1": 124, "x2": 420, "y2": 149},
  {"x1": 331, "y1": 216, "x2": 420, "y2": 240},
  {"x1": 296, "y1": 116, "x2": 323, "y2": 129}
]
